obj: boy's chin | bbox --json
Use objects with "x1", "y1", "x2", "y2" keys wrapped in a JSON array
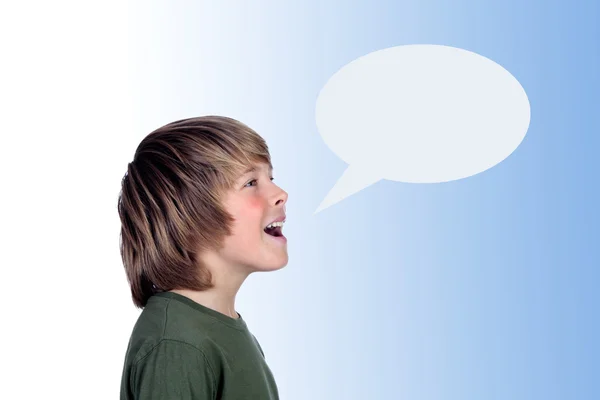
[{"x1": 253, "y1": 256, "x2": 289, "y2": 272}]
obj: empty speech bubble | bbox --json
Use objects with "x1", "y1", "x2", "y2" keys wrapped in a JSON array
[{"x1": 314, "y1": 44, "x2": 531, "y2": 214}]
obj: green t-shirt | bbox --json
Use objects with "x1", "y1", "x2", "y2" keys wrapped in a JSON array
[{"x1": 120, "y1": 291, "x2": 279, "y2": 399}]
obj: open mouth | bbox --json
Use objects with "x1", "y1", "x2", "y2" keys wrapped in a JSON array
[
  {"x1": 264, "y1": 219, "x2": 285, "y2": 238},
  {"x1": 264, "y1": 225, "x2": 283, "y2": 237}
]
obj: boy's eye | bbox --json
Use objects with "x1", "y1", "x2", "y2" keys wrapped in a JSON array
[{"x1": 244, "y1": 177, "x2": 274, "y2": 188}]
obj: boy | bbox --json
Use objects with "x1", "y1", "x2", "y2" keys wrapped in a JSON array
[{"x1": 118, "y1": 116, "x2": 288, "y2": 399}]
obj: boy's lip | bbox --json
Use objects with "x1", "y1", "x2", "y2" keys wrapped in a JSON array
[{"x1": 264, "y1": 214, "x2": 286, "y2": 227}]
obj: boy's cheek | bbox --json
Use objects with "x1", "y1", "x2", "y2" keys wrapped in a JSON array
[
  {"x1": 246, "y1": 197, "x2": 265, "y2": 211},
  {"x1": 248, "y1": 197, "x2": 264, "y2": 210},
  {"x1": 230, "y1": 198, "x2": 265, "y2": 227}
]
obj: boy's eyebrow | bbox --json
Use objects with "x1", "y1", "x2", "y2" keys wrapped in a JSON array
[{"x1": 242, "y1": 165, "x2": 273, "y2": 175}]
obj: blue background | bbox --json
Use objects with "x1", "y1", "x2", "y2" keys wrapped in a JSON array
[{"x1": 127, "y1": 1, "x2": 599, "y2": 398}]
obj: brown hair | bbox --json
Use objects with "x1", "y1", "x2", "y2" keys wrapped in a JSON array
[{"x1": 117, "y1": 116, "x2": 272, "y2": 308}]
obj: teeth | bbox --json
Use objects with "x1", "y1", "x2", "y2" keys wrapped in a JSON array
[{"x1": 266, "y1": 221, "x2": 285, "y2": 229}]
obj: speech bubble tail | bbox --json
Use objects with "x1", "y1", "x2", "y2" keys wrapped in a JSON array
[{"x1": 314, "y1": 165, "x2": 381, "y2": 214}]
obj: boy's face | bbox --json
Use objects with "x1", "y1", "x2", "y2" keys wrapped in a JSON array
[{"x1": 216, "y1": 161, "x2": 289, "y2": 273}]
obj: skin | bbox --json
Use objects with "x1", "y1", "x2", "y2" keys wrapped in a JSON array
[{"x1": 170, "y1": 161, "x2": 288, "y2": 319}]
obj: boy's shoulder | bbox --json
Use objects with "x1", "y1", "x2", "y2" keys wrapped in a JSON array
[
  {"x1": 126, "y1": 294, "x2": 223, "y2": 366},
  {"x1": 121, "y1": 292, "x2": 278, "y2": 400}
]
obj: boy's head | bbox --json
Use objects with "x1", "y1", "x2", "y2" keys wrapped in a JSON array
[{"x1": 118, "y1": 116, "x2": 288, "y2": 308}]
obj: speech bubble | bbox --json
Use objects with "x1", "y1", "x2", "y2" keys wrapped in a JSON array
[{"x1": 314, "y1": 44, "x2": 531, "y2": 214}]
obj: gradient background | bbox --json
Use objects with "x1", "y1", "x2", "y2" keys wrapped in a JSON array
[{"x1": 1, "y1": 1, "x2": 598, "y2": 399}]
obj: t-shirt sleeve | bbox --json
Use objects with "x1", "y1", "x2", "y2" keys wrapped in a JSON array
[{"x1": 131, "y1": 340, "x2": 217, "y2": 400}]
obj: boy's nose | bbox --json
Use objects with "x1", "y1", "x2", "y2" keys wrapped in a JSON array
[{"x1": 274, "y1": 189, "x2": 288, "y2": 207}]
